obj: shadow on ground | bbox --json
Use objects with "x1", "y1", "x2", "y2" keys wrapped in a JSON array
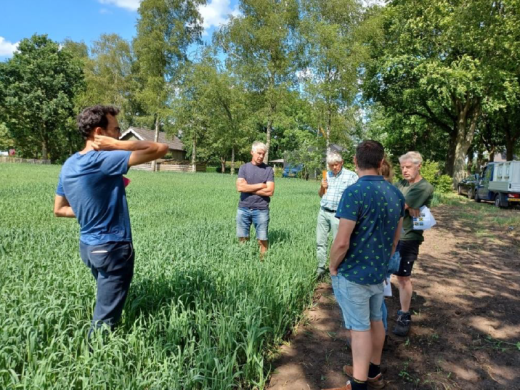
[{"x1": 267, "y1": 204, "x2": 520, "y2": 390}]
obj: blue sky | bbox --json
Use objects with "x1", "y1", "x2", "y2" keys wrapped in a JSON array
[{"x1": 0, "y1": 0, "x2": 240, "y2": 60}]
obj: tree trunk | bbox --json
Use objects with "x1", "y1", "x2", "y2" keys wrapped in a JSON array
[
  {"x1": 504, "y1": 128, "x2": 516, "y2": 161},
  {"x1": 445, "y1": 129, "x2": 457, "y2": 176},
  {"x1": 466, "y1": 145, "x2": 474, "y2": 174},
  {"x1": 264, "y1": 118, "x2": 272, "y2": 164},
  {"x1": 231, "y1": 147, "x2": 235, "y2": 175},
  {"x1": 191, "y1": 137, "x2": 196, "y2": 172},
  {"x1": 151, "y1": 116, "x2": 160, "y2": 172},
  {"x1": 477, "y1": 149, "x2": 485, "y2": 170},
  {"x1": 452, "y1": 106, "x2": 480, "y2": 186},
  {"x1": 41, "y1": 140, "x2": 48, "y2": 161},
  {"x1": 489, "y1": 148, "x2": 495, "y2": 163},
  {"x1": 220, "y1": 157, "x2": 226, "y2": 174}
]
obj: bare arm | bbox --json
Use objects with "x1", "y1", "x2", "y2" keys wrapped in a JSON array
[
  {"x1": 236, "y1": 178, "x2": 267, "y2": 193},
  {"x1": 93, "y1": 135, "x2": 169, "y2": 166},
  {"x1": 252, "y1": 181, "x2": 275, "y2": 197},
  {"x1": 405, "y1": 203, "x2": 420, "y2": 218},
  {"x1": 329, "y1": 218, "x2": 356, "y2": 275},
  {"x1": 54, "y1": 195, "x2": 76, "y2": 218},
  {"x1": 391, "y1": 217, "x2": 403, "y2": 256},
  {"x1": 318, "y1": 179, "x2": 327, "y2": 197}
]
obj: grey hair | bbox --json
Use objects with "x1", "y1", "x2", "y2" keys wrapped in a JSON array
[
  {"x1": 399, "y1": 151, "x2": 423, "y2": 165},
  {"x1": 326, "y1": 151, "x2": 343, "y2": 164},
  {"x1": 252, "y1": 141, "x2": 267, "y2": 153}
]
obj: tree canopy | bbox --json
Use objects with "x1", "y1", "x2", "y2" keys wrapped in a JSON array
[{"x1": 1, "y1": 0, "x2": 519, "y2": 178}]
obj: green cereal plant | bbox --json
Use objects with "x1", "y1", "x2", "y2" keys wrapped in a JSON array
[{"x1": 0, "y1": 164, "x2": 318, "y2": 389}]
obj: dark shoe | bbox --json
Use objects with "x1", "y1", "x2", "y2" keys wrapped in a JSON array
[
  {"x1": 342, "y1": 366, "x2": 385, "y2": 389},
  {"x1": 392, "y1": 310, "x2": 411, "y2": 337},
  {"x1": 322, "y1": 381, "x2": 352, "y2": 390}
]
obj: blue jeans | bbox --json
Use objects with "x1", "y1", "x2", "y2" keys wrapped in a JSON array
[
  {"x1": 236, "y1": 207, "x2": 270, "y2": 241},
  {"x1": 331, "y1": 274, "x2": 384, "y2": 331},
  {"x1": 79, "y1": 241, "x2": 134, "y2": 334}
]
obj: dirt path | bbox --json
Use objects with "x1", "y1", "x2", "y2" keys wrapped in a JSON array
[{"x1": 267, "y1": 204, "x2": 520, "y2": 390}]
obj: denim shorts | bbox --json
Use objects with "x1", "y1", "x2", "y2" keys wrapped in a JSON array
[
  {"x1": 331, "y1": 274, "x2": 384, "y2": 331},
  {"x1": 236, "y1": 207, "x2": 269, "y2": 241}
]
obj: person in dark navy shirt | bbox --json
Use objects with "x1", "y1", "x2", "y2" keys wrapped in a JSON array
[{"x1": 324, "y1": 141, "x2": 405, "y2": 390}]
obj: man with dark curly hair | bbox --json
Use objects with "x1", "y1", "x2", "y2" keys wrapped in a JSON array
[{"x1": 54, "y1": 105, "x2": 168, "y2": 336}]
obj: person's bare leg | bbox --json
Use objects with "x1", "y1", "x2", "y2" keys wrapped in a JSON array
[
  {"x1": 396, "y1": 275, "x2": 412, "y2": 312},
  {"x1": 370, "y1": 320, "x2": 385, "y2": 365},
  {"x1": 350, "y1": 329, "x2": 371, "y2": 381},
  {"x1": 258, "y1": 240, "x2": 268, "y2": 259},
  {"x1": 239, "y1": 237, "x2": 249, "y2": 243}
]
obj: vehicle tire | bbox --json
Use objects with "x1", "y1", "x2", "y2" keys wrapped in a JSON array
[
  {"x1": 467, "y1": 188, "x2": 473, "y2": 199},
  {"x1": 494, "y1": 194, "x2": 508, "y2": 209},
  {"x1": 457, "y1": 185, "x2": 462, "y2": 195},
  {"x1": 474, "y1": 192, "x2": 481, "y2": 203}
]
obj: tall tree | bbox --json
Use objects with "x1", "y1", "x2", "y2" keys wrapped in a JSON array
[
  {"x1": 172, "y1": 50, "x2": 251, "y2": 173},
  {"x1": 300, "y1": 0, "x2": 364, "y2": 156},
  {"x1": 0, "y1": 34, "x2": 84, "y2": 162},
  {"x1": 216, "y1": 0, "x2": 301, "y2": 163},
  {"x1": 363, "y1": 0, "x2": 519, "y2": 185},
  {"x1": 69, "y1": 35, "x2": 136, "y2": 128},
  {"x1": 133, "y1": 0, "x2": 205, "y2": 170}
]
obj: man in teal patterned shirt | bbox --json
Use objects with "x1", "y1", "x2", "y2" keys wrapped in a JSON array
[
  {"x1": 316, "y1": 151, "x2": 358, "y2": 277},
  {"x1": 324, "y1": 141, "x2": 405, "y2": 390}
]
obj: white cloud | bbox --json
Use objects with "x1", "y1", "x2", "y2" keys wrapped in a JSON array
[
  {"x1": 98, "y1": 0, "x2": 141, "y2": 11},
  {"x1": 198, "y1": 0, "x2": 240, "y2": 32},
  {"x1": 96, "y1": 0, "x2": 240, "y2": 34},
  {"x1": 361, "y1": 0, "x2": 386, "y2": 7},
  {"x1": 0, "y1": 37, "x2": 19, "y2": 57}
]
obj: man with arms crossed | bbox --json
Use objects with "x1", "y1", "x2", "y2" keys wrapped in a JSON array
[
  {"x1": 54, "y1": 105, "x2": 168, "y2": 336},
  {"x1": 324, "y1": 141, "x2": 405, "y2": 390},
  {"x1": 316, "y1": 151, "x2": 358, "y2": 278},
  {"x1": 392, "y1": 151, "x2": 434, "y2": 337},
  {"x1": 236, "y1": 141, "x2": 275, "y2": 257}
]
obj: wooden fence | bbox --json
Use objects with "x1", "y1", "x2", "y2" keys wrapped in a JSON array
[
  {"x1": 132, "y1": 162, "x2": 206, "y2": 172},
  {"x1": 0, "y1": 157, "x2": 206, "y2": 173},
  {"x1": 0, "y1": 157, "x2": 51, "y2": 164}
]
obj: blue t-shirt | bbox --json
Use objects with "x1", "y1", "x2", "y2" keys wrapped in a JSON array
[
  {"x1": 238, "y1": 162, "x2": 274, "y2": 210},
  {"x1": 335, "y1": 175, "x2": 405, "y2": 285},
  {"x1": 56, "y1": 150, "x2": 132, "y2": 245}
]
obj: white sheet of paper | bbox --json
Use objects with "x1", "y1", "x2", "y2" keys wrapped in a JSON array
[
  {"x1": 383, "y1": 277, "x2": 392, "y2": 297},
  {"x1": 412, "y1": 206, "x2": 436, "y2": 230}
]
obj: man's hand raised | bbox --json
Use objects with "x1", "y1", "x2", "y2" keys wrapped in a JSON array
[{"x1": 93, "y1": 135, "x2": 118, "y2": 151}]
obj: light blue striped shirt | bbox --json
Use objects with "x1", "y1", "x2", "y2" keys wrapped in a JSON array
[{"x1": 320, "y1": 168, "x2": 358, "y2": 211}]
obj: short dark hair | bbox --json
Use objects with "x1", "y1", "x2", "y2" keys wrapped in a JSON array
[
  {"x1": 356, "y1": 140, "x2": 385, "y2": 170},
  {"x1": 77, "y1": 105, "x2": 120, "y2": 140}
]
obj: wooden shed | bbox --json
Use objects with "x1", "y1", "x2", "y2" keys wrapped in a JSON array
[{"x1": 120, "y1": 127, "x2": 186, "y2": 161}]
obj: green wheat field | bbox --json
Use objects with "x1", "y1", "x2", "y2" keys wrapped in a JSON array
[{"x1": 0, "y1": 164, "x2": 319, "y2": 389}]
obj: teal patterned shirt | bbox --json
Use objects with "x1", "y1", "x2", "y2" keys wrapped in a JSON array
[{"x1": 335, "y1": 176, "x2": 405, "y2": 285}]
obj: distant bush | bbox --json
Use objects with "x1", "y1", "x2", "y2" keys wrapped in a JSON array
[
  {"x1": 419, "y1": 160, "x2": 454, "y2": 193},
  {"x1": 435, "y1": 175, "x2": 454, "y2": 194}
]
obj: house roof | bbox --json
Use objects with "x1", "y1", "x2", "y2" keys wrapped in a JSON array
[{"x1": 120, "y1": 127, "x2": 185, "y2": 151}]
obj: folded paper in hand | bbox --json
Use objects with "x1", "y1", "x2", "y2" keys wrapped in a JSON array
[{"x1": 412, "y1": 206, "x2": 436, "y2": 230}]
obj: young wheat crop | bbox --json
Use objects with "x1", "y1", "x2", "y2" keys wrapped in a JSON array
[{"x1": 0, "y1": 164, "x2": 319, "y2": 389}]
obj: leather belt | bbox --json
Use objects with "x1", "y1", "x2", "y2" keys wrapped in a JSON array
[{"x1": 321, "y1": 206, "x2": 336, "y2": 213}]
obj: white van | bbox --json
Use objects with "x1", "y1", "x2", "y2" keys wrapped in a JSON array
[{"x1": 475, "y1": 161, "x2": 520, "y2": 208}]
